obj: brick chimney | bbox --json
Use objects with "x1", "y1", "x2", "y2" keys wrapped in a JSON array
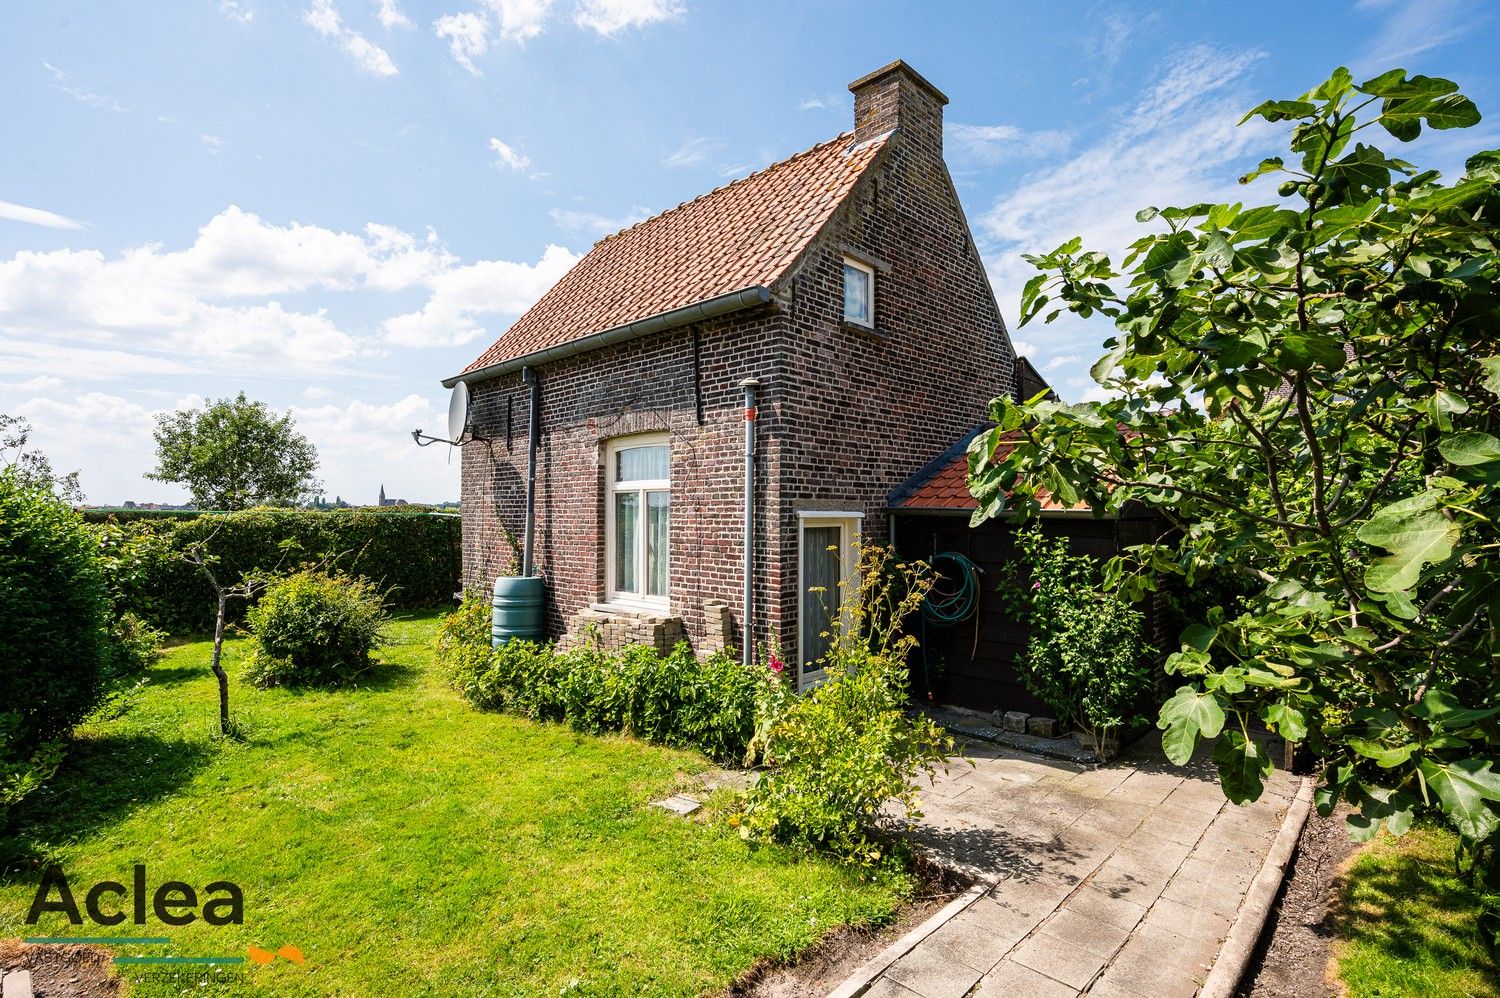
[{"x1": 849, "y1": 59, "x2": 948, "y2": 157}]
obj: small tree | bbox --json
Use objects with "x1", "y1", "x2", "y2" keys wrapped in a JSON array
[
  {"x1": 180, "y1": 530, "x2": 268, "y2": 736},
  {"x1": 149, "y1": 393, "x2": 320, "y2": 510},
  {"x1": 969, "y1": 67, "x2": 1498, "y2": 861}
]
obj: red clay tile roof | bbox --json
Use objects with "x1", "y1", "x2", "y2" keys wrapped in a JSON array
[
  {"x1": 461, "y1": 130, "x2": 891, "y2": 375},
  {"x1": 889, "y1": 428, "x2": 1089, "y2": 513}
]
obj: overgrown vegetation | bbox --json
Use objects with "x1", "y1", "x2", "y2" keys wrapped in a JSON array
[
  {"x1": 969, "y1": 66, "x2": 1500, "y2": 903},
  {"x1": 997, "y1": 526, "x2": 1157, "y2": 754},
  {"x1": 740, "y1": 546, "x2": 955, "y2": 863},
  {"x1": 84, "y1": 508, "x2": 460, "y2": 634},
  {"x1": 245, "y1": 570, "x2": 390, "y2": 688},
  {"x1": 440, "y1": 600, "x2": 771, "y2": 765},
  {"x1": 0, "y1": 470, "x2": 109, "y2": 813}
]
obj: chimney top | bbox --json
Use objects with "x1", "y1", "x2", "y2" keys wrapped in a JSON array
[
  {"x1": 848, "y1": 59, "x2": 948, "y2": 152},
  {"x1": 848, "y1": 60, "x2": 949, "y2": 107}
]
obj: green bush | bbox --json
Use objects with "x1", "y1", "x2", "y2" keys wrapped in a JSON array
[
  {"x1": 82, "y1": 509, "x2": 460, "y2": 634},
  {"x1": 0, "y1": 471, "x2": 112, "y2": 818},
  {"x1": 442, "y1": 607, "x2": 770, "y2": 765},
  {"x1": 999, "y1": 527, "x2": 1158, "y2": 753},
  {"x1": 0, "y1": 471, "x2": 111, "y2": 747},
  {"x1": 244, "y1": 571, "x2": 390, "y2": 688},
  {"x1": 741, "y1": 648, "x2": 953, "y2": 863}
]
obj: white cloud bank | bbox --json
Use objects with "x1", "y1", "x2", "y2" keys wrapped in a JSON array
[{"x1": 0, "y1": 205, "x2": 578, "y2": 379}]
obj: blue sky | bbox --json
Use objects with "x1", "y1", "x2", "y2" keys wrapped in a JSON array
[{"x1": 2, "y1": 0, "x2": 1495, "y2": 505}]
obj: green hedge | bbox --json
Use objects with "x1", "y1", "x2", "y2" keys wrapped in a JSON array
[{"x1": 92, "y1": 509, "x2": 461, "y2": 634}]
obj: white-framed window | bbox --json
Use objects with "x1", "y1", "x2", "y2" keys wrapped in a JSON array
[
  {"x1": 797, "y1": 512, "x2": 862, "y2": 690},
  {"x1": 843, "y1": 256, "x2": 875, "y2": 328},
  {"x1": 605, "y1": 434, "x2": 670, "y2": 610}
]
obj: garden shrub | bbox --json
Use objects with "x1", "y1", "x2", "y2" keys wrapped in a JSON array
[
  {"x1": 82, "y1": 509, "x2": 460, "y2": 634},
  {"x1": 741, "y1": 544, "x2": 953, "y2": 863},
  {"x1": 0, "y1": 471, "x2": 112, "y2": 818},
  {"x1": 244, "y1": 570, "x2": 390, "y2": 688},
  {"x1": 0, "y1": 471, "x2": 111, "y2": 747},
  {"x1": 440, "y1": 600, "x2": 771, "y2": 765},
  {"x1": 740, "y1": 647, "x2": 953, "y2": 864},
  {"x1": 999, "y1": 527, "x2": 1157, "y2": 753}
]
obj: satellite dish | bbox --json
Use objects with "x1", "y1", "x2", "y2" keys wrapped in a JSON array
[{"x1": 447, "y1": 381, "x2": 470, "y2": 442}]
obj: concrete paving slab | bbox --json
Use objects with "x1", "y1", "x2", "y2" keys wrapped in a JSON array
[
  {"x1": 974, "y1": 959, "x2": 1080, "y2": 998},
  {"x1": 834, "y1": 731, "x2": 1299, "y2": 998}
]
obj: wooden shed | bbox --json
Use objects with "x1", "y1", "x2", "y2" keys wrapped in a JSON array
[{"x1": 887, "y1": 426, "x2": 1164, "y2": 716}]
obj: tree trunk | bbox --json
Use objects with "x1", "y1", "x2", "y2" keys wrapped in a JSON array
[{"x1": 211, "y1": 592, "x2": 230, "y2": 736}]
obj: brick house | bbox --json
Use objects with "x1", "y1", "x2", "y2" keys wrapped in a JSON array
[{"x1": 444, "y1": 60, "x2": 1021, "y2": 690}]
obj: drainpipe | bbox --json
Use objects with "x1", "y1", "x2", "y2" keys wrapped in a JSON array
[
  {"x1": 521, "y1": 366, "x2": 540, "y2": 577},
  {"x1": 739, "y1": 377, "x2": 760, "y2": 669}
]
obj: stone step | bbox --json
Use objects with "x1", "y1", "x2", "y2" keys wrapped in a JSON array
[{"x1": 2, "y1": 969, "x2": 35, "y2": 998}]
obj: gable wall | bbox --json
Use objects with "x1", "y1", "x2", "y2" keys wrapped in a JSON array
[{"x1": 770, "y1": 132, "x2": 1017, "y2": 661}]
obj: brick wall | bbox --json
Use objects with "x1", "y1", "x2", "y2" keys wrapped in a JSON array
[{"x1": 459, "y1": 62, "x2": 1015, "y2": 666}]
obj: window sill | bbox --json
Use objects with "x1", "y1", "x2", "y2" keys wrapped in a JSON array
[
  {"x1": 591, "y1": 600, "x2": 674, "y2": 619},
  {"x1": 842, "y1": 320, "x2": 889, "y2": 341}
]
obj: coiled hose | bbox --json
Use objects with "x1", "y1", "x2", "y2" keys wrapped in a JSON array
[{"x1": 918, "y1": 552, "x2": 983, "y2": 699}]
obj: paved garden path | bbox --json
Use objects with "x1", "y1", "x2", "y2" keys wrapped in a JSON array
[{"x1": 852, "y1": 734, "x2": 1301, "y2": 998}]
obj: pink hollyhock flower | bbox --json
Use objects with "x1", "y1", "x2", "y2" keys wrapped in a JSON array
[
  {"x1": 1032, "y1": 581, "x2": 1041, "y2": 590},
  {"x1": 768, "y1": 653, "x2": 785, "y2": 674}
]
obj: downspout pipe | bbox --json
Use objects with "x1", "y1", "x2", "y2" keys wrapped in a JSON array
[
  {"x1": 739, "y1": 378, "x2": 760, "y2": 669},
  {"x1": 521, "y1": 366, "x2": 540, "y2": 576},
  {"x1": 442, "y1": 286, "x2": 774, "y2": 389}
]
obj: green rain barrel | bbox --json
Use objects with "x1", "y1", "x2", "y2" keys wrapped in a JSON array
[{"x1": 492, "y1": 575, "x2": 545, "y2": 646}]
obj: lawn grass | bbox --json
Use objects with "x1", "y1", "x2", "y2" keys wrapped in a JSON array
[
  {"x1": 1336, "y1": 823, "x2": 1498, "y2": 998},
  {"x1": 0, "y1": 611, "x2": 913, "y2": 996}
]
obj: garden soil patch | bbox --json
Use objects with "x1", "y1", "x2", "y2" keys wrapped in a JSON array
[
  {"x1": 724, "y1": 857, "x2": 971, "y2": 998},
  {"x1": 0, "y1": 939, "x2": 120, "y2": 997},
  {"x1": 1241, "y1": 804, "x2": 1357, "y2": 997}
]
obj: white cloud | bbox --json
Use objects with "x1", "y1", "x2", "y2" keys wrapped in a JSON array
[
  {"x1": 548, "y1": 205, "x2": 648, "y2": 237},
  {"x1": 383, "y1": 243, "x2": 580, "y2": 346},
  {"x1": 661, "y1": 135, "x2": 726, "y2": 169},
  {"x1": 304, "y1": 0, "x2": 399, "y2": 77},
  {"x1": 1043, "y1": 354, "x2": 1079, "y2": 371},
  {"x1": 41, "y1": 61, "x2": 127, "y2": 112},
  {"x1": 291, "y1": 393, "x2": 460, "y2": 504},
  {"x1": 434, "y1": 12, "x2": 490, "y2": 73},
  {"x1": 1355, "y1": 0, "x2": 1472, "y2": 71},
  {"x1": 201, "y1": 134, "x2": 224, "y2": 154},
  {"x1": 220, "y1": 0, "x2": 254, "y2": 24},
  {"x1": 0, "y1": 199, "x2": 86, "y2": 230},
  {"x1": 1009, "y1": 338, "x2": 1038, "y2": 358},
  {"x1": 977, "y1": 45, "x2": 1272, "y2": 396},
  {"x1": 14, "y1": 391, "x2": 161, "y2": 502},
  {"x1": 433, "y1": 0, "x2": 676, "y2": 71},
  {"x1": 375, "y1": 0, "x2": 412, "y2": 29},
  {"x1": 947, "y1": 123, "x2": 1072, "y2": 164},
  {"x1": 0, "y1": 205, "x2": 570, "y2": 378},
  {"x1": 488, "y1": 136, "x2": 532, "y2": 172},
  {"x1": 573, "y1": 0, "x2": 682, "y2": 34}
]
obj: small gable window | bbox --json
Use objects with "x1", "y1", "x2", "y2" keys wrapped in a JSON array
[{"x1": 843, "y1": 257, "x2": 874, "y2": 328}]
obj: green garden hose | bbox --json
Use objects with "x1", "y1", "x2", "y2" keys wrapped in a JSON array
[{"x1": 918, "y1": 552, "x2": 984, "y2": 699}]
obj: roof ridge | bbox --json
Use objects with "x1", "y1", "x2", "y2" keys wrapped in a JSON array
[{"x1": 593, "y1": 130, "x2": 857, "y2": 248}]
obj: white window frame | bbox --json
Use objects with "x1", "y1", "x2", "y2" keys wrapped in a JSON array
[
  {"x1": 604, "y1": 433, "x2": 671, "y2": 612},
  {"x1": 796, "y1": 511, "x2": 863, "y2": 691},
  {"x1": 842, "y1": 256, "x2": 876, "y2": 328}
]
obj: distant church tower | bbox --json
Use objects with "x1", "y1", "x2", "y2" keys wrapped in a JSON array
[{"x1": 379, "y1": 484, "x2": 387, "y2": 506}]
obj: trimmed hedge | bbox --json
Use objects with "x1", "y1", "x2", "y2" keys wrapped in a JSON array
[{"x1": 91, "y1": 509, "x2": 461, "y2": 634}]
